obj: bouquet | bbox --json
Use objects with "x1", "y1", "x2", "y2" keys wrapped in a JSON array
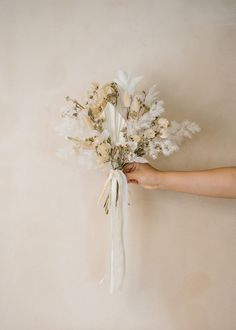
[{"x1": 56, "y1": 70, "x2": 200, "y2": 292}]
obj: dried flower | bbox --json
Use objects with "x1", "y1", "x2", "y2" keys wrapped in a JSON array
[
  {"x1": 57, "y1": 70, "x2": 200, "y2": 171},
  {"x1": 159, "y1": 128, "x2": 169, "y2": 139},
  {"x1": 130, "y1": 134, "x2": 141, "y2": 142},
  {"x1": 158, "y1": 117, "x2": 169, "y2": 128},
  {"x1": 144, "y1": 128, "x2": 155, "y2": 139},
  {"x1": 130, "y1": 96, "x2": 140, "y2": 112},
  {"x1": 123, "y1": 91, "x2": 132, "y2": 107},
  {"x1": 96, "y1": 142, "x2": 111, "y2": 163}
]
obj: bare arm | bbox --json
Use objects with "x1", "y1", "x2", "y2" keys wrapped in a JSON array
[{"x1": 122, "y1": 163, "x2": 236, "y2": 199}]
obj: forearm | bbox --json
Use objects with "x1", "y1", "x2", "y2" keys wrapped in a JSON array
[{"x1": 158, "y1": 167, "x2": 236, "y2": 198}]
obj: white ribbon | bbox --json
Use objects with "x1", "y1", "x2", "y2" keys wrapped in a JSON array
[
  {"x1": 97, "y1": 102, "x2": 128, "y2": 293},
  {"x1": 98, "y1": 169, "x2": 128, "y2": 293}
]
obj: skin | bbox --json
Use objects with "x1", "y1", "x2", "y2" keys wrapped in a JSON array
[{"x1": 122, "y1": 162, "x2": 236, "y2": 199}]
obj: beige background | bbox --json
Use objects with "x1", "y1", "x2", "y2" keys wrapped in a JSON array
[{"x1": 0, "y1": 0, "x2": 236, "y2": 329}]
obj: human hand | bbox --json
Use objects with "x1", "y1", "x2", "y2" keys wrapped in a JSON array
[
  {"x1": 123, "y1": 163, "x2": 236, "y2": 198},
  {"x1": 122, "y1": 162, "x2": 161, "y2": 189}
]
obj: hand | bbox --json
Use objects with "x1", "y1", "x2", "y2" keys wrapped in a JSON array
[
  {"x1": 122, "y1": 163, "x2": 236, "y2": 198},
  {"x1": 122, "y1": 162, "x2": 161, "y2": 189}
]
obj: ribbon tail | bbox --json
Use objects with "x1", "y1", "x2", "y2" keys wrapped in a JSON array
[{"x1": 109, "y1": 170, "x2": 128, "y2": 293}]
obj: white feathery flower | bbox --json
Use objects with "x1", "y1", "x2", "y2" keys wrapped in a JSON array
[
  {"x1": 150, "y1": 100, "x2": 165, "y2": 117},
  {"x1": 158, "y1": 117, "x2": 169, "y2": 128},
  {"x1": 55, "y1": 114, "x2": 96, "y2": 139},
  {"x1": 182, "y1": 120, "x2": 201, "y2": 134},
  {"x1": 114, "y1": 70, "x2": 143, "y2": 95},
  {"x1": 145, "y1": 85, "x2": 159, "y2": 106},
  {"x1": 148, "y1": 141, "x2": 159, "y2": 159},
  {"x1": 159, "y1": 139, "x2": 179, "y2": 156},
  {"x1": 137, "y1": 101, "x2": 164, "y2": 130},
  {"x1": 167, "y1": 120, "x2": 201, "y2": 145}
]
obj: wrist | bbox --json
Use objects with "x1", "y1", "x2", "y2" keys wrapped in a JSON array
[{"x1": 153, "y1": 170, "x2": 166, "y2": 189}]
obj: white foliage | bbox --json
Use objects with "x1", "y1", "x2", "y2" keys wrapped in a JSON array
[
  {"x1": 55, "y1": 114, "x2": 96, "y2": 139},
  {"x1": 137, "y1": 100, "x2": 164, "y2": 129},
  {"x1": 114, "y1": 70, "x2": 143, "y2": 95},
  {"x1": 147, "y1": 140, "x2": 159, "y2": 159},
  {"x1": 145, "y1": 85, "x2": 159, "y2": 106},
  {"x1": 168, "y1": 120, "x2": 201, "y2": 145},
  {"x1": 159, "y1": 139, "x2": 179, "y2": 156}
]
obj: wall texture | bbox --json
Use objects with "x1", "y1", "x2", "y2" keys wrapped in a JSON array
[{"x1": 0, "y1": 1, "x2": 236, "y2": 329}]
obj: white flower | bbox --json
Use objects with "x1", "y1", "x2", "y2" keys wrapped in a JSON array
[
  {"x1": 144, "y1": 128, "x2": 155, "y2": 139},
  {"x1": 147, "y1": 141, "x2": 159, "y2": 159},
  {"x1": 114, "y1": 70, "x2": 143, "y2": 95},
  {"x1": 159, "y1": 139, "x2": 179, "y2": 156},
  {"x1": 159, "y1": 128, "x2": 169, "y2": 139},
  {"x1": 158, "y1": 117, "x2": 169, "y2": 128},
  {"x1": 96, "y1": 142, "x2": 111, "y2": 163}
]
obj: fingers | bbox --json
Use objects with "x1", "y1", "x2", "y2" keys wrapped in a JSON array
[
  {"x1": 126, "y1": 174, "x2": 138, "y2": 184},
  {"x1": 122, "y1": 162, "x2": 140, "y2": 184},
  {"x1": 124, "y1": 169, "x2": 139, "y2": 184},
  {"x1": 128, "y1": 179, "x2": 138, "y2": 184},
  {"x1": 122, "y1": 163, "x2": 134, "y2": 173},
  {"x1": 122, "y1": 162, "x2": 138, "y2": 173}
]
